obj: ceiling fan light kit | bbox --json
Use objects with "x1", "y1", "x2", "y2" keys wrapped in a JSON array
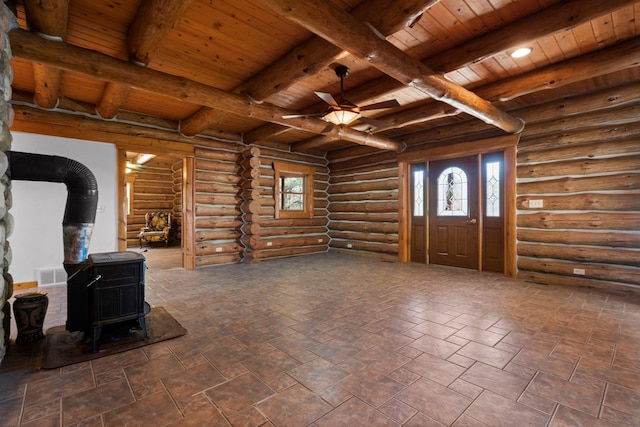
[
  {"x1": 284, "y1": 64, "x2": 400, "y2": 128},
  {"x1": 322, "y1": 108, "x2": 361, "y2": 126}
]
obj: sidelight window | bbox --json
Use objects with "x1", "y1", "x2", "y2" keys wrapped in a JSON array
[
  {"x1": 485, "y1": 161, "x2": 501, "y2": 217},
  {"x1": 437, "y1": 167, "x2": 468, "y2": 216},
  {"x1": 413, "y1": 169, "x2": 425, "y2": 217}
]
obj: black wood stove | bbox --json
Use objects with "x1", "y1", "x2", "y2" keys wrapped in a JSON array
[
  {"x1": 66, "y1": 251, "x2": 147, "y2": 352},
  {"x1": 6, "y1": 152, "x2": 148, "y2": 353}
]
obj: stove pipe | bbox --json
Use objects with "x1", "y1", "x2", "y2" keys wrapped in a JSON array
[{"x1": 7, "y1": 151, "x2": 99, "y2": 270}]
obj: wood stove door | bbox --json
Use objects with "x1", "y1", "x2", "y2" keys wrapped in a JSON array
[{"x1": 90, "y1": 261, "x2": 144, "y2": 325}]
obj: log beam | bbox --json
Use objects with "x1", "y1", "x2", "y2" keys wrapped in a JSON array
[
  {"x1": 181, "y1": 0, "x2": 439, "y2": 136},
  {"x1": 96, "y1": 84, "x2": 131, "y2": 119},
  {"x1": 243, "y1": 123, "x2": 294, "y2": 144},
  {"x1": 10, "y1": 29, "x2": 405, "y2": 152},
  {"x1": 349, "y1": 0, "x2": 638, "y2": 114},
  {"x1": 402, "y1": 37, "x2": 640, "y2": 145},
  {"x1": 180, "y1": 107, "x2": 233, "y2": 137},
  {"x1": 127, "y1": 0, "x2": 193, "y2": 65},
  {"x1": 431, "y1": 0, "x2": 637, "y2": 72},
  {"x1": 283, "y1": 0, "x2": 636, "y2": 148},
  {"x1": 258, "y1": 0, "x2": 524, "y2": 134},
  {"x1": 22, "y1": 0, "x2": 68, "y2": 109},
  {"x1": 95, "y1": 0, "x2": 193, "y2": 119},
  {"x1": 13, "y1": 103, "x2": 196, "y2": 154},
  {"x1": 485, "y1": 37, "x2": 640, "y2": 102},
  {"x1": 238, "y1": 0, "x2": 438, "y2": 101},
  {"x1": 291, "y1": 135, "x2": 336, "y2": 153}
]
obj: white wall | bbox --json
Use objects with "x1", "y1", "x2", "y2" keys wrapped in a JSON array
[{"x1": 10, "y1": 132, "x2": 118, "y2": 283}]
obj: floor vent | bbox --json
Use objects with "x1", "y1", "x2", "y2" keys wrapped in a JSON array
[{"x1": 36, "y1": 267, "x2": 67, "y2": 286}]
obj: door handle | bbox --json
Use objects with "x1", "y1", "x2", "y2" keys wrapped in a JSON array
[{"x1": 467, "y1": 218, "x2": 477, "y2": 224}]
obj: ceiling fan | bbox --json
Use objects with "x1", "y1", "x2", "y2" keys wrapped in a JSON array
[{"x1": 283, "y1": 65, "x2": 400, "y2": 129}]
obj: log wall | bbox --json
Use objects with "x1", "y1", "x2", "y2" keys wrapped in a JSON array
[
  {"x1": 256, "y1": 147, "x2": 330, "y2": 261},
  {"x1": 515, "y1": 90, "x2": 640, "y2": 290},
  {"x1": 193, "y1": 143, "x2": 244, "y2": 267},
  {"x1": 327, "y1": 80, "x2": 640, "y2": 291},
  {"x1": 130, "y1": 137, "x2": 329, "y2": 267},
  {"x1": 327, "y1": 148, "x2": 399, "y2": 260}
]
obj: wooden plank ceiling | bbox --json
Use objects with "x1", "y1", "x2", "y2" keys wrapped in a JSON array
[{"x1": 7, "y1": 0, "x2": 640, "y2": 153}]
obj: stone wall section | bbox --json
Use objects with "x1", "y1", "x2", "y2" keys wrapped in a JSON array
[{"x1": 0, "y1": 2, "x2": 18, "y2": 365}]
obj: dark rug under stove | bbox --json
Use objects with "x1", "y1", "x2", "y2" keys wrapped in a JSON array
[{"x1": 42, "y1": 307, "x2": 187, "y2": 369}]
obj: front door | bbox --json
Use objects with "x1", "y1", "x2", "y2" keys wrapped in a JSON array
[{"x1": 428, "y1": 156, "x2": 479, "y2": 269}]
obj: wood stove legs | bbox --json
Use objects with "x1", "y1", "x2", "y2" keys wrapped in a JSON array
[
  {"x1": 91, "y1": 326, "x2": 102, "y2": 353},
  {"x1": 90, "y1": 316, "x2": 148, "y2": 353}
]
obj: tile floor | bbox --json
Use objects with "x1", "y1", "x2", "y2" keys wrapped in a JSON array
[{"x1": 2, "y1": 251, "x2": 640, "y2": 426}]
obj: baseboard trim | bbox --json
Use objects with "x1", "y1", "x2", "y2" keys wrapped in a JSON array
[{"x1": 14, "y1": 281, "x2": 38, "y2": 290}]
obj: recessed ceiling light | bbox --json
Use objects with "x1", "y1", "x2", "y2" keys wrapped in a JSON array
[{"x1": 511, "y1": 47, "x2": 532, "y2": 58}]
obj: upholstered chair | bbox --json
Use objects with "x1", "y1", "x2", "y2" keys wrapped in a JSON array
[{"x1": 138, "y1": 211, "x2": 171, "y2": 247}]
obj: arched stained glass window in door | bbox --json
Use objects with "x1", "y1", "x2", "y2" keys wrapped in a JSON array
[{"x1": 437, "y1": 166, "x2": 468, "y2": 216}]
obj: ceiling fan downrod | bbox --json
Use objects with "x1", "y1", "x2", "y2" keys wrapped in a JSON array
[{"x1": 335, "y1": 65, "x2": 349, "y2": 103}]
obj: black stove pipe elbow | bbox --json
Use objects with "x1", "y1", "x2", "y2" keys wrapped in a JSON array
[{"x1": 7, "y1": 151, "x2": 99, "y2": 266}]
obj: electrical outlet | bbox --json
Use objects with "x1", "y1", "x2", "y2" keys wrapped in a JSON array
[
  {"x1": 347, "y1": 243, "x2": 352, "y2": 248},
  {"x1": 215, "y1": 247, "x2": 222, "y2": 253},
  {"x1": 529, "y1": 199, "x2": 543, "y2": 208},
  {"x1": 267, "y1": 241, "x2": 272, "y2": 246},
  {"x1": 573, "y1": 268, "x2": 586, "y2": 276},
  {"x1": 318, "y1": 238, "x2": 323, "y2": 243}
]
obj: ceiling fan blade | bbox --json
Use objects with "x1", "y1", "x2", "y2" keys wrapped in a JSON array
[
  {"x1": 321, "y1": 123, "x2": 334, "y2": 133},
  {"x1": 359, "y1": 99, "x2": 401, "y2": 111},
  {"x1": 358, "y1": 116, "x2": 392, "y2": 129},
  {"x1": 314, "y1": 91, "x2": 340, "y2": 108},
  {"x1": 282, "y1": 113, "x2": 323, "y2": 119}
]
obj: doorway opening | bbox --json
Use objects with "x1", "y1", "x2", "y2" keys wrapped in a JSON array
[{"x1": 117, "y1": 147, "x2": 195, "y2": 269}]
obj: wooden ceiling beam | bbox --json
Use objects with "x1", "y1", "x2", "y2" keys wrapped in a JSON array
[
  {"x1": 372, "y1": 35, "x2": 640, "y2": 135},
  {"x1": 299, "y1": 0, "x2": 638, "y2": 145},
  {"x1": 179, "y1": 107, "x2": 234, "y2": 136},
  {"x1": 22, "y1": 0, "x2": 68, "y2": 109},
  {"x1": 12, "y1": 104, "x2": 198, "y2": 155},
  {"x1": 258, "y1": 0, "x2": 524, "y2": 135},
  {"x1": 180, "y1": 0, "x2": 439, "y2": 137},
  {"x1": 243, "y1": 123, "x2": 294, "y2": 145},
  {"x1": 404, "y1": 99, "x2": 640, "y2": 148},
  {"x1": 237, "y1": 0, "x2": 439, "y2": 101},
  {"x1": 127, "y1": 0, "x2": 193, "y2": 65},
  {"x1": 402, "y1": 45, "x2": 640, "y2": 145},
  {"x1": 480, "y1": 37, "x2": 640, "y2": 102},
  {"x1": 342, "y1": 0, "x2": 636, "y2": 105},
  {"x1": 10, "y1": 29, "x2": 404, "y2": 152},
  {"x1": 429, "y1": 0, "x2": 637, "y2": 72},
  {"x1": 95, "y1": 83, "x2": 131, "y2": 119},
  {"x1": 290, "y1": 103, "x2": 458, "y2": 151},
  {"x1": 291, "y1": 135, "x2": 336, "y2": 153},
  {"x1": 95, "y1": 0, "x2": 193, "y2": 119}
]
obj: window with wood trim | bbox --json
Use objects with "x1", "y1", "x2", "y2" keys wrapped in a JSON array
[{"x1": 273, "y1": 161, "x2": 315, "y2": 219}]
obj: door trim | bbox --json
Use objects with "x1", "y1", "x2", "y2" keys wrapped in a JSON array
[
  {"x1": 397, "y1": 134, "x2": 520, "y2": 277},
  {"x1": 116, "y1": 146, "x2": 196, "y2": 270}
]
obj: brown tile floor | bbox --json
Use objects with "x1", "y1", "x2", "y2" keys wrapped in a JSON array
[{"x1": 2, "y1": 251, "x2": 640, "y2": 426}]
